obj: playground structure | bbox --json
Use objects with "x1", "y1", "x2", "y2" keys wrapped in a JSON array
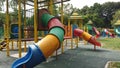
[
  {"x1": 114, "y1": 20, "x2": 120, "y2": 37},
  {"x1": 86, "y1": 20, "x2": 100, "y2": 38},
  {"x1": 64, "y1": 11, "x2": 83, "y2": 49},
  {"x1": 86, "y1": 20, "x2": 115, "y2": 38},
  {"x1": 3, "y1": 0, "x2": 70, "y2": 57},
  {"x1": 1, "y1": 0, "x2": 102, "y2": 68},
  {"x1": 11, "y1": 8, "x2": 101, "y2": 68}
]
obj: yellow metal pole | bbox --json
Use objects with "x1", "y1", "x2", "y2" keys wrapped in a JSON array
[
  {"x1": 79, "y1": 19, "x2": 83, "y2": 29},
  {"x1": 24, "y1": 0, "x2": 27, "y2": 52},
  {"x1": 24, "y1": 41, "x2": 27, "y2": 52},
  {"x1": 86, "y1": 26, "x2": 88, "y2": 33},
  {"x1": 66, "y1": 39, "x2": 67, "y2": 46},
  {"x1": 24, "y1": 0, "x2": 26, "y2": 28},
  {"x1": 68, "y1": 19, "x2": 70, "y2": 26},
  {"x1": 68, "y1": 19, "x2": 70, "y2": 36},
  {"x1": 49, "y1": 0, "x2": 53, "y2": 14},
  {"x1": 61, "y1": 0, "x2": 64, "y2": 24},
  {"x1": 18, "y1": 0, "x2": 22, "y2": 58},
  {"x1": 17, "y1": 40, "x2": 18, "y2": 47},
  {"x1": 11, "y1": 40, "x2": 14, "y2": 50},
  {"x1": 71, "y1": 25, "x2": 73, "y2": 49},
  {"x1": 41, "y1": 31, "x2": 44, "y2": 37},
  {"x1": 76, "y1": 37, "x2": 79, "y2": 48},
  {"x1": 83, "y1": 26, "x2": 87, "y2": 45},
  {"x1": 6, "y1": 0, "x2": 10, "y2": 56},
  {"x1": 4, "y1": 24, "x2": 6, "y2": 39},
  {"x1": 61, "y1": 0, "x2": 64, "y2": 53},
  {"x1": 68, "y1": 19, "x2": 73, "y2": 49},
  {"x1": 34, "y1": 0, "x2": 38, "y2": 43}
]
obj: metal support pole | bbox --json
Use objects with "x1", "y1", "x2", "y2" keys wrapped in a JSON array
[
  {"x1": 11, "y1": 40, "x2": 14, "y2": 50},
  {"x1": 34, "y1": 0, "x2": 38, "y2": 43},
  {"x1": 18, "y1": 0, "x2": 22, "y2": 58},
  {"x1": 61, "y1": 0, "x2": 64, "y2": 24},
  {"x1": 49, "y1": 0, "x2": 53, "y2": 14},
  {"x1": 76, "y1": 37, "x2": 79, "y2": 48},
  {"x1": 71, "y1": 25, "x2": 73, "y2": 49},
  {"x1": 24, "y1": 0, "x2": 27, "y2": 52},
  {"x1": 61, "y1": 41, "x2": 64, "y2": 54},
  {"x1": 61, "y1": 0, "x2": 64, "y2": 53},
  {"x1": 79, "y1": 19, "x2": 83, "y2": 29},
  {"x1": 24, "y1": 0, "x2": 26, "y2": 27},
  {"x1": 6, "y1": 0, "x2": 10, "y2": 56},
  {"x1": 24, "y1": 41, "x2": 27, "y2": 52}
]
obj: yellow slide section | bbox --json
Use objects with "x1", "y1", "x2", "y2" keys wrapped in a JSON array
[
  {"x1": 36, "y1": 34, "x2": 59, "y2": 58},
  {"x1": 82, "y1": 32, "x2": 92, "y2": 41}
]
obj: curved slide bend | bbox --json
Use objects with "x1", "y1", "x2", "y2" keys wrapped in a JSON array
[
  {"x1": 74, "y1": 29, "x2": 101, "y2": 46},
  {"x1": 115, "y1": 28, "x2": 120, "y2": 35},
  {"x1": 12, "y1": 9, "x2": 65, "y2": 68},
  {"x1": 92, "y1": 27, "x2": 100, "y2": 38}
]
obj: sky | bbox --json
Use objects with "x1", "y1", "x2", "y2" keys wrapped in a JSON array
[
  {"x1": 67, "y1": 0, "x2": 120, "y2": 9},
  {"x1": 1, "y1": 0, "x2": 120, "y2": 13}
]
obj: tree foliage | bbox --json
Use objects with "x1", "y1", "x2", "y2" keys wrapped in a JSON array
[
  {"x1": 111, "y1": 10, "x2": 120, "y2": 26},
  {"x1": 78, "y1": 2, "x2": 120, "y2": 28}
]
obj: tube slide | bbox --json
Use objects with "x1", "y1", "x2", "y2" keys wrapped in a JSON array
[
  {"x1": 92, "y1": 27, "x2": 100, "y2": 38},
  {"x1": 104, "y1": 29, "x2": 113, "y2": 37},
  {"x1": 11, "y1": 9, "x2": 65, "y2": 68},
  {"x1": 115, "y1": 28, "x2": 120, "y2": 35},
  {"x1": 74, "y1": 28, "x2": 101, "y2": 46}
]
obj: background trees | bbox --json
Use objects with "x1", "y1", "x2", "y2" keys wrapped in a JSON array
[
  {"x1": 78, "y1": 2, "x2": 120, "y2": 28},
  {"x1": 111, "y1": 10, "x2": 120, "y2": 26}
]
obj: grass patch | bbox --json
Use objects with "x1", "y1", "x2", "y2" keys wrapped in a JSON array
[{"x1": 99, "y1": 38, "x2": 120, "y2": 50}]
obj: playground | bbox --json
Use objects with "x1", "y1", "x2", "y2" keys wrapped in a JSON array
[{"x1": 0, "y1": 0, "x2": 120, "y2": 68}]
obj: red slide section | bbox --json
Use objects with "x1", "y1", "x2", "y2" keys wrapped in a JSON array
[
  {"x1": 92, "y1": 27, "x2": 100, "y2": 38},
  {"x1": 74, "y1": 28, "x2": 101, "y2": 46}
]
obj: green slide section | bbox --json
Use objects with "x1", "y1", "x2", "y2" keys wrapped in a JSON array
[
  {"x1": 115, "y1": 28, "x2": 120, "y2": 35},
  {"x1": 49, "y1": 27, "x2": 64, "y2": 43},
  {"x1": 41, "y1": 13, "x2": 54, "y2": 27}
]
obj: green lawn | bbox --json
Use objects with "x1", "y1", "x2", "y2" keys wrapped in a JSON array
[
  {"x1": 99, "y1": 37, "x2": 120, "y2": 50},
  {"x1": 107, "y1": 62, "x2": 120, "y2": 68},
  {"x1": 99, "y1": 37, "x2": 120, "y2": 68}
]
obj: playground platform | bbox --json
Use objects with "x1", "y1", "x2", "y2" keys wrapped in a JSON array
[{"x1": 0, "y1": 41, "x2": 120, "y2": 68}]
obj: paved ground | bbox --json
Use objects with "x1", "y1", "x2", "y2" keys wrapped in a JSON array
[{"x1": 0, "y1": 42, "x2": 120, "y2": 68}]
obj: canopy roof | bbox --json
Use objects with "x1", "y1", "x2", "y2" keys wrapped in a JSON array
[
  {"x1": 114, "y1": 20, "x2": 120, "y2": 26},
  {"x1": 22, "y1": 0, "x2": 70, "y2": 7},
  {"x1": 69, "y1": 12, "x2": 83, "y2": 19},
  {"x1": 87, "y1": 20, "x2": 93, "y2": 25}
]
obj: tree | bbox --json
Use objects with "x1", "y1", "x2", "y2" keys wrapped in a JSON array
[
  {"x1": 79, "y1": 5, "x2": 89, "y2": 15},
  {"x1": 111, "y1": 10, "x2": 120, "y2": 26},
  {"x1": 0, "y1": 0, "x2": 5, "y2": 11},
  {"x1": 101, "y1": 2, "x2": 120, "y2": 28},
  {"x1": 78, "y1": 2, "x2": 120, "y2": 28},
  {"x1": 63, "y1": 3, "x2": 74, "y2": 16}
]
